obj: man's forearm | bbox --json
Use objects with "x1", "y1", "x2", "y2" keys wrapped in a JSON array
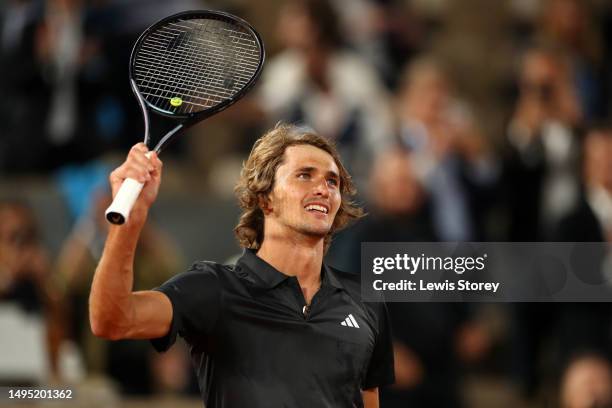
[{"x1": 89, "y1": 218, "x2": 145, "y2": 339}]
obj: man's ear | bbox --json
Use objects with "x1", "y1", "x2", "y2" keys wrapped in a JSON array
[{"x1": 258, "y1": 194, "x2": 272, "y2": 215}]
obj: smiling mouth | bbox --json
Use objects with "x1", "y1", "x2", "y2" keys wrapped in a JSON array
[{"x1": 305, "y1": 204, "x2": 329, "y2": 214}]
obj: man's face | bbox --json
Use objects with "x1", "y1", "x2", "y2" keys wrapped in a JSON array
[
  {"x1": 520, "y1": 52, "x2": 560, "y2": 103},
  {"x1": 264, "y1": 144, "x2": 341, "y2": 239}
]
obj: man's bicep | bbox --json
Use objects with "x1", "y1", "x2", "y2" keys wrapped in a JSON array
[
  {"x1": 362, "y1": 388, "x2": 379, "y2": 408},
  {"x1": 123, "y1": 290, "x2": 173, "y2": 339}
]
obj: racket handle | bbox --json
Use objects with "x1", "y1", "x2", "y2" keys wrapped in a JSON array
[{"x1": 105, "y1": 178, "x2": 145, "y2": 225}]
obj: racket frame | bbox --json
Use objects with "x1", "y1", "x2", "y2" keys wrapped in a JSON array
[
  {"x1": 105, "y1": 10, "x2": 265, "y2": 225},
  {"x1": 130, "y1": 9, "x2": 265, "y2": 153}
]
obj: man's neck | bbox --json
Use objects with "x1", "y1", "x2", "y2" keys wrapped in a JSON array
[{"x1": 256, "y1": 233, "x2": 324, "y2": 289}]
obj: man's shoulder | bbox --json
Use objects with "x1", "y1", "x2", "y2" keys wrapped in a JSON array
[
  {"x1": 188, "y1": 260, "x2": 234, "y2": 274},
  {"x1": 159, "y1": 260, "x2": 237, "y2": 289}
]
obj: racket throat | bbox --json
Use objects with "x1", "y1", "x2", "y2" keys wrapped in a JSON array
[
  {"x1": 131, "y1": 78, "x2": 152, "y2": 147},
  {"x1": 153, "y1": 123, "x2": 184, "y2": 153}
]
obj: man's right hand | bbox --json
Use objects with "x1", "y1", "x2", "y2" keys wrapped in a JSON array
[{"x1": 109, "y1": 143, "x2": 163, "y2": 221}]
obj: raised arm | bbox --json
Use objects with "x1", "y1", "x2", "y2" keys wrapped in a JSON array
[{"x1": 89, "y1": 143, "x2": 172, "y2": 340}]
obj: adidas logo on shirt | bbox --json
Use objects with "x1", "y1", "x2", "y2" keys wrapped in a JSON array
[{"x1": 340, "y1": 314, "x2": 360, "y2": 328}]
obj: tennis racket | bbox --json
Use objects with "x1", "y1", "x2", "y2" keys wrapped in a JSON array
[{"x1": 105, "y1": 10, "x2": 265, "y2": 225}]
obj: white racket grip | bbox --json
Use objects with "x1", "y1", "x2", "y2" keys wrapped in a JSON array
[{"x1": 105, "y1": 178, "x2": 145, "y2": 225}]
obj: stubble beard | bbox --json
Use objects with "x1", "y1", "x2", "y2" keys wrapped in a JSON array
[
  {"x1": 294, "y1": 222, "x2": 330, "y2": 239},
  {"x1": 269, "y1": 198, "x2": 334, "y2": 241},
  {"x1": 285, "y1": 212, "x2": 332, "y2": 240}
]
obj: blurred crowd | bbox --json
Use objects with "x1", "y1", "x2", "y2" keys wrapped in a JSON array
[{"x1": 1, "y1": 0, "x2": 612, "y2": 407}]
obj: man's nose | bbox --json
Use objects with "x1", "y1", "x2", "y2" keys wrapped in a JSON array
[{"x1": 312, "y1": 178, "x2": 330, "y2": 197}]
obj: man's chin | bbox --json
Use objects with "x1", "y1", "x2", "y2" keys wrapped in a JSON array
[{"x1": 297, "y1": 225, "x2": 331, "y2": 239}]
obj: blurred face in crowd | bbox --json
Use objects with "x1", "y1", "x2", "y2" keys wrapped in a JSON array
[
  {"x1": 561, "y1": 355, "x2": 612, "y2": 408},
  {"x1": 543, "y1": 0, "x2": 586, "y2": 46},
  {"x1": 0, "y1": 204, "x2": 44, "y2": 284},
  {"x1": 519, "y1": 51, "x2": 561, "y2": 104},
  {"x1": 400, "y1": 61, "x2": 451, "y2": 125},
  {"x1": 517, "y1": 48, "x2": 581, "y2": 125},
  {"x1": 583, "y1": 130, "x2": 612, "y2": 192},
  {"x1": 0, "y1": 205, "x2": 38, "y2": 259},
  {"x1": 276, "y1": 1, "x2": 336, "y2": 90},
  {"x1": 369, "y1": 149, "x2": 425, "y2": 216},
  {"x1": 264, "y1": 145, "x2": 341, "y2": 241},
  {"x1": 278, "y1": 2, "x2": 316, "y2": 51}
]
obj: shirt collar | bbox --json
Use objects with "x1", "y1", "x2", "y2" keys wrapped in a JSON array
[
  {"x1": 236, "y1": 248, "x2": 345, "y2": 291},
  {"x1": 323, "y1": 264, "x2": 344, "y2": 290}
]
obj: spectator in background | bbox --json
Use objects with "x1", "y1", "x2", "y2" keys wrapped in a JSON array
[
  {"x1": 508, "y1": 124, "x2": 612, "y2": 402},
  {"x1": 395, "y1": 57, "x2": 498, "y2": 241},
  {"x1": 36, "y1": 0, "x2": 122, "y2": 168},
  {"x1": 551, "y1": 125, "x2": 612, "y2": 384},
  {"x1": 56, "y1": 190, "x2": 188, "y2": 395},
  {"x1": 257, "y1": 0, "x2": 394, "y2": 186},
  {"x1": 38, "y1": 0, "x2": 84, "y2": 148},
  {"x1": 556, "y1": 124, "x2": 612, "y2": 243},
  {"x1": 357, "y1": 147, "x2": 436, "y2": 244},
  {"x1": 332, "y1": 0, "x2": 425, "y2": 89},
  {"x1": 342, "y1": 148, "x2": 491, "y2": 408},
  {"x1": 560, "y1": 354, "x2": 612, "y2": 408},
  {"x1": 329, "y1": 146, "x2": 436, "y2": 272},
  {"x1": 0, "y1": 0, "x2": 126, "y2": 173},
  {"x1": 504, "y1": 43, "x2": 583, "y2": 403},
  {"x1": 504, "y1": 45, "x2": 582, "y2": 241},
  {"x1": 0, "y1": 0, "x2": 49, "y2": 172},
  {"x1": 0, "y1": 200, "x2": 64, "y2": 383},
  {"x1": 535, "y1": 0, "x2": 605, "y2": 121}
]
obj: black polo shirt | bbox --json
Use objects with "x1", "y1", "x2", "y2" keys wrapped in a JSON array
[{"x1": 151, "y1": 249, "x2": 394, "y2": 407}]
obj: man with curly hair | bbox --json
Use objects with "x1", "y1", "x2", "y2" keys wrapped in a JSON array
[{"x1": 89, "y1": 124, "x2": 394, "y2": 407}]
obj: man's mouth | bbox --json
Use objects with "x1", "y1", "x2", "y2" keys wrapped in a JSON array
[{"x1": 304, "y1": 204, "x2": 329, "y2": 214}]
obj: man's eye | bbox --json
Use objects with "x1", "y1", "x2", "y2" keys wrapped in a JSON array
[
  {"x1": 327, "y1": 178, "x2": 338, "y2": 187},
  {"x1": 297, "y1": 173, "x2": 310, "y2": 179}
]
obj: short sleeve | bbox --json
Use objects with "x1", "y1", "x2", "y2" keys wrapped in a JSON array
[
  {"x1": 362, "y1": 302, "x2": 395, "y2": 389},
  {"x1": 150, "y1": 261, "x2": 222, "y2": 352}
]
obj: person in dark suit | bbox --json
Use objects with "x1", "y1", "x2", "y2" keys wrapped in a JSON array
[
  {"x1": 503, "y1": 46, "x2": 583, "y2": 241},
  {"x1": 554, "y1": 124, "x2": 612, "y2": 368},
  {"x1": 557, "y1": 124, "x2": 612, "y2": 243},
  {"x1": 511, "y1": 125, "x2": 612, "y2": 401}
]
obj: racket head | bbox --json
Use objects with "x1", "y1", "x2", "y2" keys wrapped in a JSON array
[{"x1": 129, "y1": 10, "x2": 265, "y2": 121}]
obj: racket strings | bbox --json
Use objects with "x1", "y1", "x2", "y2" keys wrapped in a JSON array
[
  {"x1": 139, "y1": 25, "x2": 211, "y2": 110},
  {"x1": 174, "y1": 22, "x2": 259, "y2": 101},
  {"x1": 133, "y1": 17, "x2": 261, "y2": 115},
  {"x1": 153, "y1": 28, "x2": 255, "y2": 111},
  {"x1": 136, "y1": 49, "x2": 255, "y2": 100},
  {"x1": 161, "y1": 23, "x2": 260, "y2": 57},
  {"x1": 139, "y1": 32, "x2": 241, "y2": 106},
  {"x1": 169, "y1": 19, "x2": 214, "y2": 111},
  {"x1": 141, "y1": 33, "x2": 255, "y2": 92},
  {"x1": 157, "y1": 21, "x2": 199, "y2": 110}
]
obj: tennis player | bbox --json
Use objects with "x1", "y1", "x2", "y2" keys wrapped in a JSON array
[{"x1": 89, "y1": 124, "x2": 394, "y2": 407}]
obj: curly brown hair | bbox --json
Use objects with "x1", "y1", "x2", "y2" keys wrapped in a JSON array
[{"x1": 234, "y1": 123, "x2": 364, "y2": 252}]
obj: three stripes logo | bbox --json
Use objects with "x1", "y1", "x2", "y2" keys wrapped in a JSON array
[{"x1": 340, "y1": 314, "x2": 360, "y2": 328}]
